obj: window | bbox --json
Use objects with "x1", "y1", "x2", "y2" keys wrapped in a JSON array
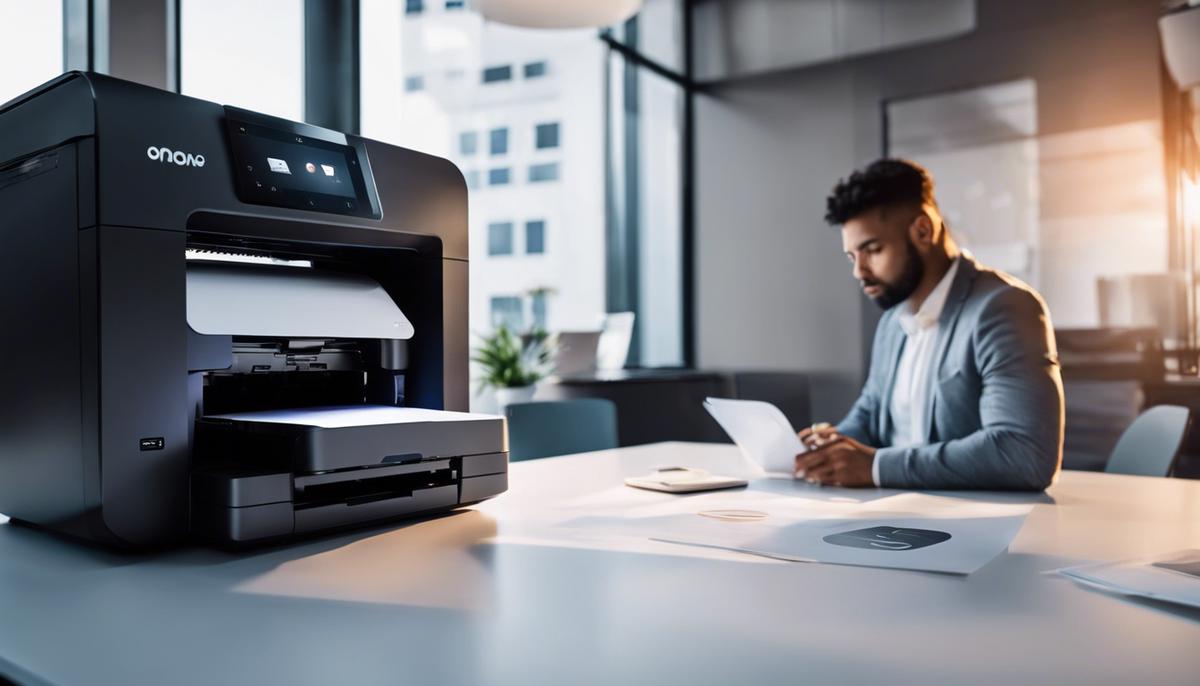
[
  {"x1": 181, "y1": 0, "x2": 304, "y2": 121},
  {"x1": 459, "y1": 131, "x2": 477, "y2": 155},
  {"x1": 535, "y1": 122, "x2": 560, "y2": 149},
  {"x1": 526, "y1": 220, "x2": 546, "y2": 254},
  {"x1": 406, "y1": 0, "x2": 423, "y2": 15},
  {"x1": 404, "y1": 75, "x2": 424, "y2": 92},
  {"x1": 607, "y1": 43, "x2": 687, "y2": 367},
  {"x1": 0, "y1": 3, "x2": 62, "y2": 104},
  {"x1": 464, "y1": 170, "x2": 481, "y2": 188},
  {"x1": 524, "y1": 61, "x2": 548, "y2": 79},
  {"x1": 488, "y1": 222, "x2": 514, "y2": 256},
  {"x1": 488, "y1": 168, "x2": 511, "y2": 186},
  {"x1": 529, "y1": 163, "x2": 559, "y2": 183},
  {"x1": 886, "y1": 80, "x2": 1168, "y2": 329},
  {"x1": 490, "y1": 296, "x2": 524, "y2": 331},
  {"x1": 482, "y1": 65, "x2": 512, "y2": 84},
  {"x1": 531, "y1": 290, "x2": 549, "y2": 330},
  {"x1": 361, "y1": 0, "x2": 633, "y2": 404},
  {"x1": 489, "y1": 127, "x2": 508, "y2": 156},
  {"x1": 446, "y1": 0, "x2": 466, "y2": 8}
]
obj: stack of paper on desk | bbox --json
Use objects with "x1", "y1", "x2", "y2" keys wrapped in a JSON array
[
  {"x1": 556, "y1": 491, "x2": 1031, "y2": 575},
  {"x1": 1059, "y1": 550, "x2": 1200, "y2": 610}
]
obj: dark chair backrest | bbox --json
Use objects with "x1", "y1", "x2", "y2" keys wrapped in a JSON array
[
  {"x1": 1105, "y1": 405, "x2": 1191, "y2": 477},
  {"x1": 505, "y1": 399, "x2": 619, "y2": 462}
]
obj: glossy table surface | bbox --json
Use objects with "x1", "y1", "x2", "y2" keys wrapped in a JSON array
[{"x1": 2, "y1": 441, "x2": 1200, "y2": 686}]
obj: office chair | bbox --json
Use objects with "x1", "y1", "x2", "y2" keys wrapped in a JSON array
[
  {"x1": 505, "y1": 399, "x2": 619, "y2": 461},
  {"x1": 1104, "y1": 405, "x2": 1191, "y2": 477}
]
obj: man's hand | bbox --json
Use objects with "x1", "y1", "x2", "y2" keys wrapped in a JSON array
[{"x1": 795, "y1": 434, "x2": 876, "y2": 487}]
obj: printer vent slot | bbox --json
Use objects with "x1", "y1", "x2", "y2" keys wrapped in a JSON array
[{"x1": 293, "y1": 465, "x2": 456, "y2": 509}]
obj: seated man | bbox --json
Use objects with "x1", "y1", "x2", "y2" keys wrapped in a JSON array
[{"x1": 796, "y1": 159, "x2": 1063, "y2": 490}]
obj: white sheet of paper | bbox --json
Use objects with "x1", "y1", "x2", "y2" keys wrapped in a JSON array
[
  {"x1": 556, "y1": 491, "x2": 1032, "y2": 575},
  {"x1": 704, "y1": 397, "x2": 805, "y2": 475},
  {"x1": 1059, "y1": 550, "x2": 1200, "y2": 610}
]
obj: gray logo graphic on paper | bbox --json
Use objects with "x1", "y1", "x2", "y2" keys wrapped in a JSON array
[{"x1": 823, "y1": 526, "x2": 951, "y2": 551}]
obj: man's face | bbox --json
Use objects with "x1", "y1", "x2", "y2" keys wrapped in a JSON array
[{"x1": 841, "y1": 208, "x2": 924, "y2": 310}]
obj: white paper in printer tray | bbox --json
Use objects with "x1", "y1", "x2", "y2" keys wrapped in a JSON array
[
  {"x1": 206, "y1": 406, "x2": 501, "y2": 428},
  {"x1": 186, "y1": 261, "x2": 415, "y2": 340}
]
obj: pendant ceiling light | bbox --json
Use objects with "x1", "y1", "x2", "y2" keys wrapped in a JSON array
[{"x1": 472, "y1": 0, "x2": 643, "y2": 29}]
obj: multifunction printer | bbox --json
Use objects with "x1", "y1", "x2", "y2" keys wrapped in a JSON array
[{"x1": 0, "y1": 72, "x2": 508, "y2": 548}]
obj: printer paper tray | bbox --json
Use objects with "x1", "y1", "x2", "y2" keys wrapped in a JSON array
[{"x1": 196, "y1": 405, "x2": 507, "y2": 473}]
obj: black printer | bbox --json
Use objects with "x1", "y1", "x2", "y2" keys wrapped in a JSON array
[{"x1": 0, "y1": 72, "x2": 508, "y2": 548}]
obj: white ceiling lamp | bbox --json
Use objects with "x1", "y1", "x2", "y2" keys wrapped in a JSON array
[{"x1": 472, "y1": 0, "x2": 643, "y2": 29}]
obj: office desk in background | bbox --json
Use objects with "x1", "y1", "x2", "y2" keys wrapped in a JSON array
[{"x1": 2, "y1": 442, "x2": 1199, "y2": 686}]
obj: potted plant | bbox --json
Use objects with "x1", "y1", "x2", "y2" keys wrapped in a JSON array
[{"x1": 472, "y1": 325, "x2": 556, "y2": 410}]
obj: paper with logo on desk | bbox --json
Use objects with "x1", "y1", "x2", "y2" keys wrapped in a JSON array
[{"x1": 555, "y1": 490, "x2": 1031, "y2": 575}]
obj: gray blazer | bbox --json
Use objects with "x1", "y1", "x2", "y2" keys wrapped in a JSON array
[{"x1": 837, "y1": 253, "x2": 1064, "y2": 490}]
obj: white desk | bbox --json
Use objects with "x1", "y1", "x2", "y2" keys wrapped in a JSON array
[{"x1": 2, "y1": 441, "x2": 1200, "y2": 685}]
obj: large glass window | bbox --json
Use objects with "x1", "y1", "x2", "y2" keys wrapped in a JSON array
[
  {"x1": 361, "y1": 0, "x2": 687, "y2": 392},
  {"x1": 181, "y1": 0, "x2": 304, "y2": 120},
  {"x1": 606, "y1": 37, "x2": 686, "y2": 367},
  {"x1": 0, "y1": 2, "x2": 63, "y2": 104},
  {"x1": 887, "y1": 80, "x2": 1169, "y2": 329},
  {"x1": 360, "y1": 3, "x2": 608, "y2": 330}
]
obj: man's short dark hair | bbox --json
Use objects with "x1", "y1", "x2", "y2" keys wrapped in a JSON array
[{"x1": 824, "y1": 158, "x2": 938, "y2": 226}]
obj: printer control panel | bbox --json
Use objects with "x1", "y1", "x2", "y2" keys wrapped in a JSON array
[{"x1": 225, "y1": 114, "x2": 382, "y2": 219}]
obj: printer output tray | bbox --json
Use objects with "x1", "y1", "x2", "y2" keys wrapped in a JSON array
[
  {"x1": 192, "y1": 406, "x2": 508, "y2": 545},
  {"x1": 197, "y1": 406, "x2": 506, "y2": 473}
]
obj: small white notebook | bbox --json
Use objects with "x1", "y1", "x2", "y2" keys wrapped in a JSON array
[{"x1": 703, "y1": 397, "x2": 806, "y2": 475}]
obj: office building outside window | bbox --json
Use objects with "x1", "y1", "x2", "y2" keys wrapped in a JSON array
[
  {"x1": 489, "y1": 127, "x2": 508, "y2": 156},
  {"x1": 529, "y1": 162, "x2": 559, "y2": 183},
  {"x1": 526, "y1": 220, "x2": 546, "y2": 254},
  {"x1": 0, "y1": 3, "x2": 62, "y2": 104},
  {"x1": 487, "y1": 222, "x2": 514, "y2": 256},
  {"x1": 361, "y1": 0, "x2": 619, "y2": 400},
  {"x1": 535, "y1": 122, "x2": 560, "y2": 149}
]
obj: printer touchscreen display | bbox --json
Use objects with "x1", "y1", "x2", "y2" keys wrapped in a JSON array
[{"x1": 227, "y1": 120, "x2": 378, "y2": 218}]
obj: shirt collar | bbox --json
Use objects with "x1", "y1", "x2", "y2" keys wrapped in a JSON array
[{"x1": 897, "y1": 258, "x2": 960, "y2": 336}]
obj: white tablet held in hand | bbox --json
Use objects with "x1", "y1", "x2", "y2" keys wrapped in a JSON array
[{"x1": 625, "y1": 467, "x2": 748, "y2": 493}]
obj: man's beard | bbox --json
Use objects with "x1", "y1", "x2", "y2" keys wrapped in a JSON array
[{"x1": 862, "y1": 240, "x2": 924, "y2": 310}]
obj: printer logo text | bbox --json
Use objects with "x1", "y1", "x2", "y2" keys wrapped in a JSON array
[{"x1": 146, "y1": 146, "x2": 206, "y2": 168}]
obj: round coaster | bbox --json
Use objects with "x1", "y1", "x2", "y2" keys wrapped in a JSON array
[{"x1": 697, "y1": 509, "x2": 769, "y2": 522}]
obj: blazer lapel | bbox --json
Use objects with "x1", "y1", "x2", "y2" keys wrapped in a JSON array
[
  {"x1": 922, "y1": 254, "x2": 979, "y2": 442},
  {"x1": 877, "y1": 319, "x2": 906, "y2": 444}
]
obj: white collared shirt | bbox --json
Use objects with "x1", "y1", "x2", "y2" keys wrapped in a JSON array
[{"x1": 875, "y1": 258, "x2": 961, "y2": 486}]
